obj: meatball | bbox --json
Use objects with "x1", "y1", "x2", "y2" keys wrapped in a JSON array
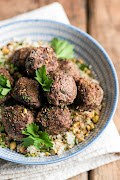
[
  {"x1": 0, "y1": 67, "x2": 14, "y2": 105},
  {"x1": 76, "y1": 78, "x2": 103, "y2": 110},
  {"x1": 2, "y1": 105, "x2": 34, "y2": 141},
  {"x1": 25, "y1": 47, "x2": 58, "y2": 76},
  {"x1": 45, "y1": 71, "x2": 77, "y2": 106},
  {"x1": 36, "y1": 106, "x2": 72, "y2": 135},
  {"x1": 58, "y1": 59, "x2": 81, "y2": 81},
  {"x1": 12, "y1": 77, "x2": 42, "y2": 108},
  {"x1": 12, "y1": 47, "x2": 33, "y2": 73}
]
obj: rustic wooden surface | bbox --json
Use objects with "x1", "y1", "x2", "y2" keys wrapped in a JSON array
[
  {"x1": 0, "y1": 0, "x2": 120, "y2": 179},
  {"x1": 88, "y1": 0, "x2": 120, "y2": 179}
]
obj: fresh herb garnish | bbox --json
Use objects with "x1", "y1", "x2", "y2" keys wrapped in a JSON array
[
  {"x1": 74, "y1": 137, "x2": 77, "y2": 144},
  {"x1": 22, "y1": 123, "x2": 53, "y2": 150},
  {"x1": 51, "y1": 38, "x2": 74, "y2": 60},
  {"x1": 0, "y1": 75, "x2": 11, "y2": 99},
  {"x1": 0, "y1": 122, "x2": 4, "y2": 132},
  {"x1": 10, "y1": 63, "x2": 18, "y2": 71},
  {"x1": 23, "y1": 96, "x2": 32, "y2": 100},
  {"x1": 61, "y1": 90, "x2": 65, "y2": 94},
  {"x1": 19, "y1": 42, "x2": 23, "y2": 45},
  {"x1": 93, "y1": 128, "x2": 96, "y2": 131},
  {"x1": 79, "y1": 64, "x2": 90, "y2": 71},
  {"x1": 35, "y1": 65, "x2": 53, "y2": 92},
  {"x1": 0, "y1": 62, "x2": 4, "y2": 66},
  {"x1": 0, "y1": 142, "x2": 5, "y2": 148}
]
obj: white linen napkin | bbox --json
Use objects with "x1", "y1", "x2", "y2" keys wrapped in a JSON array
[{"x1": 0, "y1": 2, "x2": 120, "y2": 180}]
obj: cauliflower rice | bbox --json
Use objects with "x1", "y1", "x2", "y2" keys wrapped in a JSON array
[{"x1": 0, "y1": 39, "x2": 102, "y2": 157}]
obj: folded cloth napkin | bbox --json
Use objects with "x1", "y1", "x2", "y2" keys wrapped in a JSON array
[{"x1": 0, "y1": 2, "x2": 120, "y2": 180}]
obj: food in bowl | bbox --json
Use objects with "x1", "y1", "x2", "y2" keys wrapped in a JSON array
[{"x1": 0, "y1": 38, "x2": 103, "y2": 157}]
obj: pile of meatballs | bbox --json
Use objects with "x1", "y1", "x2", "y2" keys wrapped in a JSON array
[{"x1": 0, "y1": 46, "x2": 103, "y2": 142}]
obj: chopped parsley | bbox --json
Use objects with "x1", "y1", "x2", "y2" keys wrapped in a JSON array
[
  {"x1": 22, "y1": 123, "x2": 53, "y2": 151},
  {"x1": 0, "y1": 75, "x2": 12, "y2": 99},
  {"x1": 19, "y1": 42, "x2": 23, "y2": 45},
  {"x1": 93, "y1": 128, "x2": 96, "y2": 131},
  {"x1": 61, "y1": 90, "x2": 65, "y2": 94},
  {"x1": 10, "y1": 63, "x2": 18, "y2": 71},
  {"x1": 35, "y1": 65, "x2": 53, "y2": 92},
  {"x1": 79, "y1": 64, "x2": 90, "y2": 71},
  {"x1": 23, "y1": 96, "x2": 32, "y2": 100},
  {"x1": 51, "y1": 38, "x2": 74, "y2": 60},
  {"x1": 0, "y1": 142, "x2": 5, "y2": 148},
  {"x1": 0, "y1": 122, "x2": 4, "y2": 132},
  {"x1": 0, "y1": 62, "x2": 5, "y2": 66}
]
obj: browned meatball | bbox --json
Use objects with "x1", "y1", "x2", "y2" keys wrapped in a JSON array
[
  {"x1": 45, "y1": 71, "x2": 77, "y2": 106},
  {"x1": 25, "y1": 47, "x2": 58, "y2": 76},
  {"x1": 12, "y1": 77, "x2": 42, "y2": 108},
  {"x1": 58, "y1": 59, "x2": 81, "y2": 81},
  {"x1": 12, "y1": 47, "x2": 33, "y2": 73},
  {"x1": 2, "y1": 105, "x2": 34, "y2": 141},
  {"x1": 36, "y1": 106, "x2": 72, "y2": 135},
  {"x1": 0, "y1": 67, "x2": 14, "y2": 105},
  {"x1": 76, "y1": 78, "x2": 103, "y2": 110}
]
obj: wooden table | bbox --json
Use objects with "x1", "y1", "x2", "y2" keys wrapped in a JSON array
[{"x1": 0, "y1": 0, "x2": 120, "y2": 179}]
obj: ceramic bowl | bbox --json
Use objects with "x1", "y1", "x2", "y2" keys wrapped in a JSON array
[{"x1": 0, "y1": 20, "x2": 118, "y2": 164}]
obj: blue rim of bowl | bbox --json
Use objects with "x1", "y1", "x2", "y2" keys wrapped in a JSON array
[{"x1": 0, "y1": 19, "x2": 119, "y2": 164}]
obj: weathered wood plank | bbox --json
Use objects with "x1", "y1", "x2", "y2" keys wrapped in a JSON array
[
  {"x1": 68, "y1": 172, "x2": 88, "y2": 180},
  {"x1": 88, "y1": 0, "x2": 120, "y2": 132},
  {"x1": 59, "y1": 0, "x2": 87, "y2": 31},
  {"x1": 0, "y1": 0, "x2": 40, "y2": 20},
  {"x1": 36, "y1": 0, "x2": 88, "y2": 31},
  {"x1": 0, "y1": 0, "x2": 87, "y2": 32},
  {"x1": 90, "y1": 160, "x2": 120, "y2": 180},
  {"x1": 89, "y1": 0, "x2": 120, "y2": 179}
]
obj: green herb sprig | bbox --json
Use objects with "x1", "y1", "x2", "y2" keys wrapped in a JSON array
[
  {"x1": 79, "y1": 64, "x2": 90, "y2": 71},
  {"x1": 0, "y1": 142, "x2": 5, "y2": 148},
  {"x1": 35, "y1": 65, "x2": 53, "y2": 92},
  {"x1": 22, "y1": 123, "x2": 53, "y2": 151},
  {"x1": 0, "y1": 75, "x2": 11, "y2": 99},
  {"x1": 23, "y1": 96, "x2": 32, "y2": 100},
  {"x1": 0, "y1": 122, "x2": 4, "y2": 132},
  {"x1": 51, "y1": 38, "x2": 74, "y2": 60}
]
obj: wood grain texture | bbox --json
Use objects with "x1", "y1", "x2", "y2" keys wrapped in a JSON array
[
  {"x1": 0, "y1": 0, "x2": 87, "y2": 31},
  {"x1": 90, "y1": 160, "x2": 120, "y2": 180},
  {"x1": 0, "y1": 0, "x2": 40, "y2": 20},
  {"x1": 68, "y1": 172, "x2": 88, "y2": 180},
  {"x1": 89, "y1": 0, "x2": 120, "y2": 179},
  {"x1": 88, "y1": 0, "x2": 120, "y2": 132}
]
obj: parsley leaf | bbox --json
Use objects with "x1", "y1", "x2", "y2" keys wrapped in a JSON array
[
  {"x1": 23, "y1": 96, "x2": 32, "y2": 100},
  {"x1": 10, "y1": 63, "x2": 18, "y2": 71},
  {"x1": 51, "y1": 38, "x2": 74, "y2": 60},
  {"x1": 0, "y1": 75, "x2": 11, "y2": 99},
  {"x1": 22, "y1": 123, "x2": 53, "y2": 151},
  {"x1": 35, "y1": 65, "x2": 53, "y2": 92},
  {"x1": 0, "y1": 122, "x2": 4, "y2": 132},
  {"x1": 26, "y1": 123, "x2": 39, "y2": 137},
  {"x1": 79, "y1": 64, "x2": 90, "y2": 71},
  {"x1": 22, "y1": 136, "x2": 34, "y2": 147},
  {"x1": 0, "y1": 142, "x2": 5, "y2": 148}
]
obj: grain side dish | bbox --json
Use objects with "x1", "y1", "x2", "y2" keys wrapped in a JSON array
[{"x1": 0, "y1": 38, "x2": 103, "y2": 157}]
